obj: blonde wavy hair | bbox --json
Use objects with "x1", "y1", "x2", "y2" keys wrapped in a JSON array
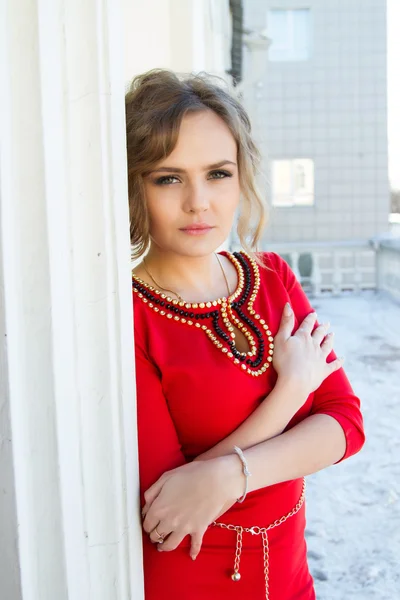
[{"x1": 125, "y1": 69, "x2": 267, "y2": 261}]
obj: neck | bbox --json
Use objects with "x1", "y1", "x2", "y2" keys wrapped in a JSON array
[{"x1": 144, "y1": 244, "x2": 228, "y2": 303}]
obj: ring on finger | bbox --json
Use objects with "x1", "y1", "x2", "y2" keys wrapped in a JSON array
[{"x1": 153, "y1": 526, "x2": 166, "y2": 543}]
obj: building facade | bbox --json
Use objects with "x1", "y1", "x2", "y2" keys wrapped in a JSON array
[{"x1": 244, "y1": 0, "x2": 389, "y2": 244}]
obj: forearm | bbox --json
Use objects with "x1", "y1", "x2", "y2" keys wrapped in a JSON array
[
  {"x1": 195, "y1": 379, "x2": 309, "y2": 461},
  {"x1": 225, "y1": 413, "x2": 346, "y2": 493}
]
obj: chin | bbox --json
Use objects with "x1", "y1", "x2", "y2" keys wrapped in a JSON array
[{"x1": 173, "y1": 237, "x2": 227, "y2": 258}]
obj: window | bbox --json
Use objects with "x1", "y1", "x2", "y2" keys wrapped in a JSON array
[
  {"x1": 267, "y1": 8, "x2": 311, "y2": 61},
  {"x1": 271, "y1": 159, "x2": 314, "y2": 207}
]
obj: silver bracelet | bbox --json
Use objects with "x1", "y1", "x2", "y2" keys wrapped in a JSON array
[{"x1": 233, "y1": 446, "x2": 252, "y2": 503}]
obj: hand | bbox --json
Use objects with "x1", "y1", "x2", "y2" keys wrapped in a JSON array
[
  {"x1": 141, "y1": 455, "x2": 241, "y2": 560},
  {"x1": 273, "y1": 303, "x2": 344, "y2": 397}
]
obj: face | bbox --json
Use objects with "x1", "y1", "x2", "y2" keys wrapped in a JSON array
[{"x1": 143, "y1": 110, "x2": 240, "y2": 258}]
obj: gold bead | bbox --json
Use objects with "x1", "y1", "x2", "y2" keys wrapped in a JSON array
[
  {"x1": 195, "y1": 323, "x2": 201, "y2": 328},
  {"x1": 241, "y1": 364, "x2": 246, "y2": 370},
  {"x1": 174, "y1": 316, "x2": 179, "y2": 321},
  {"x1": 187, "y1": 320, "x2": 193, "y2": 325},
  {"x1": 206, "y1": 302, "x2": 212, "y2": 308},
  {"x1": 199, "y1": 302, "x2": 205, "y2": 308},
  {"x1": 160, "y1": 311, "x2": 165, "y2": 316},
  {"x1": 192, "y1": 303, "x2": 198, "y2": 309},
  {"x1": 167, "y1": 314, "x2": 173, "y2": 319},
  {"x1": 231, "y1": 572, "x2": 241, "y2": 581}
]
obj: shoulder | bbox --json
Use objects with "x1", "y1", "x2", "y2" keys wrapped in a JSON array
[
  {"x1": 250, "y1": 250, "x2": 298, "y2": 293},
  {"x1": 253, "y1": 251, "x2": 292, "y2": 280},
  {"x1": 255, "y1": 251, "x2": 286, "y2": 271}
]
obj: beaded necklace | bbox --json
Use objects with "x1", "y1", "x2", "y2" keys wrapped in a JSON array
[{"x1": 132, "y1": 251, "x2": 274, "y2": 377}]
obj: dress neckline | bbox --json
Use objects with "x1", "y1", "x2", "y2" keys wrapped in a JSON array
[
  {"x1": 131, "y1": 250, "x2": 244, "y2": 309},
  {"x1": 132, "y1": 251, "x2": 274, "y2": 378}
]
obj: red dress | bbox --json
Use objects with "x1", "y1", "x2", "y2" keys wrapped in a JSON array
[{"x1": 132, "y1": 251, "x2": 365, "y2": 600}]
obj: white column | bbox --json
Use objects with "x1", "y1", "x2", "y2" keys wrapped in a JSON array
[{"x1": 0, "y1": 1, "x2": 143, "y2": 599}]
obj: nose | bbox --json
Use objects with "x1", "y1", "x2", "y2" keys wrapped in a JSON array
[{"x1": 182, "y1": 180, "x2": 210, "y2": 214}]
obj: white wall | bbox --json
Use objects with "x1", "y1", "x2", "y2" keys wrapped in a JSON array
[{"x1": 124, "y1": 0, "x2": 231, "y2": 82}]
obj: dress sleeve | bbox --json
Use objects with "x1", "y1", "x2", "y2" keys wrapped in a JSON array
[
  {"x1": 135, "y1": 330, "x2": 187, "y2": 498},
  {"x1": 267, "y1": 252, "x2": 366, "y2": 463}
]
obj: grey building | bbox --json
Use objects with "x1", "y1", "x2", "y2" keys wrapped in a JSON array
[{"x1": 244, "y1": 0, "x2": 389, "y2": 244}]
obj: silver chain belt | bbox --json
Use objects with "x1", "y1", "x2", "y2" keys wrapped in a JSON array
[{"x1": 211, "y1": 478, "x2": 306, "y2": 599}]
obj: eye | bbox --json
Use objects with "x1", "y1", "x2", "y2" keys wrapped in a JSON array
[
  {"x1": 154, "y1": 175, "x2": 180, "y2": 185},
  {"x1": 208, "y1": 170, "x2": 233, "y2": 180}
]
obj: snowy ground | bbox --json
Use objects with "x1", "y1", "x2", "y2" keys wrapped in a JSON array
[{"x1": 305, "y1": 291, "x2": 400, "y2": 600}]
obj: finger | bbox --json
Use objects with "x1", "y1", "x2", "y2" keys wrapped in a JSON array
[
  {"x1": 190, "y1": 530, "x2": 205, "y2": 561},
  {"x1": 312, "y1": 322, "x2": 330, "y2": 345},
  {"x1": 320, "y1": 332, "x2": 334, "y2": 356},
  {"x1": 149, "y1": 523, "x2": 171, "y2": 544},
  {"x1": 275, "y1": 302, "x2": 295, "y2": 342},
  {"x1": 142, "y1": 478, "x2": 165, "y2": 518},
  {"x1": 295, "y1": 312, "x2": 317, "y2": 336},
  {"x1": 143, "y1": 510, "x2": 161, "y2": 535},
  {"x1": 157, "y1": 530, "x2": 187, "y2": 553},
  {"x1": 142, "y1": 498, "x2": 163, "y2": 534},
  {"x1": 326, "y1": 356, "x2": 345, "y2": 376}
]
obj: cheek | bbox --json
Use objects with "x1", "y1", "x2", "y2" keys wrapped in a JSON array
[
  {"x1": 145, "y1": 191, "x2": 176, "y2": 227},
  {"x1": 215, "y1": 184, "x2": 240, "y2": 214}
]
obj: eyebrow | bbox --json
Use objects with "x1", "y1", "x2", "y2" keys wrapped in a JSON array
[{"x1": 150, "y1": 160, "x2": 237, "y2": 174}]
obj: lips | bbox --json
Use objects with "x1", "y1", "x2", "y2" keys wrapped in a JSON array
[
  {"x1": 180, "y1": 224, "x2": 214, "y2": 232},
  {"x1": 179, "y1": 224, "x2": 215, "y2": 236}
]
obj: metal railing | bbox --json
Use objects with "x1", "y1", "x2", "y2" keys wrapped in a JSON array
[{"x1": 231, "y1": 238, "x2": 400, "y2": 302}]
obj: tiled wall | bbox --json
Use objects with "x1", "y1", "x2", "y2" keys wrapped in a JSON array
[{"x1": 243, "y1": 0, "x2": 389, "y2": 244}]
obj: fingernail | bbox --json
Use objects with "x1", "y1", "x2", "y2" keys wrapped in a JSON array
[
  {"x1": 157, "y1": 546, "x2": 163, "y2": 552},
  {"x1": 191, "y1": 554, "x2": 197, "y2": 561},
  {"x1": 284, "y1": 302, "x2": 292, "y2": 316}
]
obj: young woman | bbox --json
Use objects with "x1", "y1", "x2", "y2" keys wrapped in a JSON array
[{"x1": 126, "y1": 69, "x2": 365, "y2": 600}]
